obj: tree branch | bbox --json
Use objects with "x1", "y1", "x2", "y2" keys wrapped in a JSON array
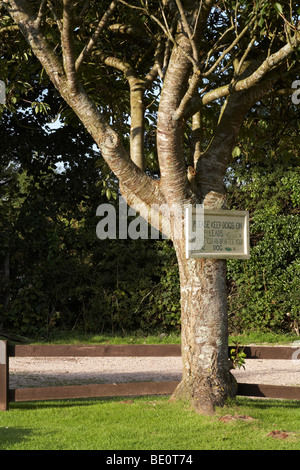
[
  {"x1": 202, "y1": 15, "x2": 257, "y2": 78},
  {"x1": 4, "y1": 0, "x2": 65, "y2": 90},
  {"x1": 0, "y1": 24, "x2": 19, "y2": 34},
  {"x1": 98, "y1": 53, "x2": 146, "y2": 171},
  {"x1": 61, "y1": 0, "x2": 78, "y2": 92},
  {"x1": 156, "y1": 0, "x2": 216, "y2": 205},
  {"x1": 191, "y1": 111, "x2": 202, "y2": 167},
  {"x1": 174, "y1": 14, "x2": 257, "y2": 120},
  {"x1": 47, "y1": 0, "x2": 62, "y2": 31},
  {"x1": 75, "y1": 0, "x2": 119, "y2": 71},
  {"x1": 144, "y1": 38, "x2": 165, "y2": 83},
  {"x1": 5, "y1": 0, "x2": 164, "y2": 209},
  {"x1": 197, "y1": 74, "x2": 281, "y2": 199},
  {"x1": 120, "y1": 183, "x2": 172, "y2": 240},
  {"x1": 184, "y1": 37, "x2": 299, "y2": 120},
  {"x1": 34, "y1": 0, "x2": 47, "y2": 28},
  {"x1": 175, "y1": 0, "x2": 199, "y2": 66}
]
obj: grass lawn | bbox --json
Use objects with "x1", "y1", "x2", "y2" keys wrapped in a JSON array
[
  {"x1": 3, "y1": 329, "x2": 296, "y2": 346},
  {"x1": 0, "y1": 396, "x2": 299, "y2": 450}
]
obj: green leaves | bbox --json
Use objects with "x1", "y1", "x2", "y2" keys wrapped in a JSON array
[
  {"x1": 274, "y1": 3, "x2": 283, "y2": 15},
  {"x1": 232, "y1": 146, "x2": 241, "y2": 158},
  {"x1": 230, "y1": 343, "x2": 247, "y2": 370},
  {"x1": 100, "y1": 179, "x2": 117, "y2": 200},
  {"x1": 227, "y1": 161, "x2": 300, "y2": 334},
  {"x1": 31, "y1": 101, "x2": 50, "y2": 115}
]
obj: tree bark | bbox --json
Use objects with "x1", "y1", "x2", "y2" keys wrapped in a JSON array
[
  {"x1": 171, "y1": 73, "x2": 279, "y2": 414},
  {"x1": 172, "y1": 237, "x2": 237, "y2": 414}
]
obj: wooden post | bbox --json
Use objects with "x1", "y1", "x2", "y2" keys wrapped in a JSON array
[{"x1": 0, "y1": 340, "x2": 9, "y2": 411}]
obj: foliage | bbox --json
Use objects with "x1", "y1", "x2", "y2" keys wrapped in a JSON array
[
  {"x1": 1, "y1": 101, "x2": 299, "y2": 336},
  {"x1": 0, "y1": 105, "x2": 180, "y2": 335},
  {"x1": 0, "y1": 104, "x2": 103, "y2": 334},
  {"x1": 83, "y1": 238, "x2": 180, "y2": 334},
  {"x1": 226, "y1": 158, "x2": 300, "y2": 335},
  {"x1": 225, "y1": 93, "x2": 299, "y2": 334},
  {"x1": 229, "y1": 342, "x2": 247, "y2": 370}
]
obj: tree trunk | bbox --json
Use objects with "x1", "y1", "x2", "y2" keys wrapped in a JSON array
[{"x1": 172, "y1": 238, "x2": 237, "y2": 414}]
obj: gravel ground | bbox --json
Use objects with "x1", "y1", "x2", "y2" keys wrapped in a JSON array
[{"x1": 8, "y1": 355, "x2": 300, "y2": 389}]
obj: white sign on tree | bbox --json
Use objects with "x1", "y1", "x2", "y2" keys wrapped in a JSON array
[{"x1": 185, "y1": 207, "x2": 250, "y2": 260}]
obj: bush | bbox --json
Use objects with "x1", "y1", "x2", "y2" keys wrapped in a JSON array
[{"x1": 227, "y1": 164, "x2": 300, "y2": 334}]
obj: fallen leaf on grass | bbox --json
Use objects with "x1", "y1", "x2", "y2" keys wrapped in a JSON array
[
  {"x1": 219, "y1": 414, "x2": 256, "y2": 423},
  {"x1": 267, "y1": 430, "x2": 291, "y2": 439}
]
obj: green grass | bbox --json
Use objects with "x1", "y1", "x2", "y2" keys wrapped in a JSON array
[
  {"x1": 2, "y1": 329, "x2": 296, "y2": 346},
  {"x1": 0, "y1": 330, "x2": 181, "y2": 345},
  {"x1": 229, "y1": 330, "x2": 299, "y2": 346},
  {"x1": 0, "y1": 396, "x2": 299, "y2": 450},
  {"x1": 39, "y1": 330, "x2": 182, "y2": 345}
]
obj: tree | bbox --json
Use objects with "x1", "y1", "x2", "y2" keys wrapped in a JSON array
[{"x1": 2, "y1": 0, "x2": 299, "y2": 414}]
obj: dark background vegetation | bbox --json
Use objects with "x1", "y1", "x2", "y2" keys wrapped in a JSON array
[
  {"x1": 0, "y1": 99, "x2": 299, "y2": 338},
  {"x1": 0, "y1": 8, "x2": 299, "y2": 338}
]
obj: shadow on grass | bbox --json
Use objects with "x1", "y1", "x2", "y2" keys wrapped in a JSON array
[
  {"x1": 235, "y1": 396, "x2": 300, "y2": 410},
  {"x1": 0, "y1": 427, "x2": 34, "y2": 450},
  {"x1": 9, "y1": 395, "x2": 300, "y2": 413},
  {"x1": 9, "y1": 395, "x2": 155, "y2": 410}
]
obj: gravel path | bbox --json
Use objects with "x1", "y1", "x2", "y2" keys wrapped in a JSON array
[{"x1": 8, "y1": 355, "x2": 300, "y2": 389}]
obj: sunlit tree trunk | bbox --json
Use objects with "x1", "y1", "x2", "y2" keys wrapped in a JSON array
[{"x1": 172, "y1": 238, "x2": 236, "y2": 414}]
